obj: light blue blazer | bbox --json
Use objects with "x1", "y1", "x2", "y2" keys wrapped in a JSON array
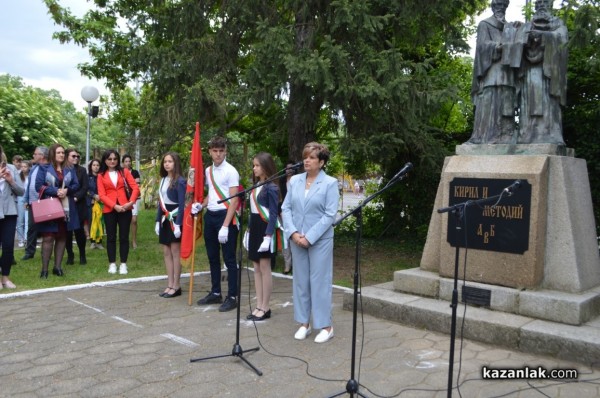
[{"x1": 282, "y1": 170, "x2": 339, "y2": 244}]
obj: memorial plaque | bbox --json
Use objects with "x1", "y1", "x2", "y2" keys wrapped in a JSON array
[{"x1": 446, "y1": 178, "x2": 531, "y2": 254}]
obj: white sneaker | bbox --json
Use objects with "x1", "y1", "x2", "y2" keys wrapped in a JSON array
[
  {"x1": 294, "y1": 325, "x2": 312, "y2": 340},
  {"x1": 314, "y1": 327, "x2": 334, "y2": 343},
  {"x1": 90, "y1": 243, "x2": 96, "y2": 249},
  {"x1": 108, "y1": 263, "x2": 117, "y2": 274},
  {"x1": 119, "y1": 263, "x2": 128, "y2": 275}
]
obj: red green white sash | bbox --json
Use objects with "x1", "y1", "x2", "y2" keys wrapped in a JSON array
[
  {"x1": 208, "y1": 166, "x2": 239, "y2": 227},
  {"x1": 251, "y1": 185, "x2": 287, "y2": 252},
  {"x1": 158, "y1": 178, "x2": 179, "y2": 231}
]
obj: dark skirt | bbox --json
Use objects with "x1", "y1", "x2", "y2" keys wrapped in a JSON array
[
  {"x1": 248, "y1": 213, "x2": 273, "y2": 262},
  {"x1": 158, "y1": 203, "x2": 181, "y2": 245}
]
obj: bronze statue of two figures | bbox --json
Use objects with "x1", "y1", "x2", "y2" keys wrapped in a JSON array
[{"x1": 469, "y1": 0, "x2": 567, "y2": 145}]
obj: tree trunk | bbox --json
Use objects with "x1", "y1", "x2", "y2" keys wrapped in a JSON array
[{"x1": 287, "y1": 9, "x2": 322, "y2": 161}]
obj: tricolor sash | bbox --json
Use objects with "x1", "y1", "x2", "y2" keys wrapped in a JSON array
[
  {"x1": 208, "y1": 166, "x2": 239, "y2": 228},
  {"x1": 251, "y1": 185, "x2": 287, "y2": 253},
  {"x1": 158, "y1": 178, "x2": 179, "y2": 231}
]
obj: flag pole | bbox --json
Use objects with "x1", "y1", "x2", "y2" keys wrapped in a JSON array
[{"x1": 188, "y1": 215, "x2": 198, "y2": 306}]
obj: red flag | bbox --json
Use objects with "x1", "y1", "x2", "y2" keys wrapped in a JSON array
[{"x1": 181, "y1": 122, "x2": 204, "y2": 265}]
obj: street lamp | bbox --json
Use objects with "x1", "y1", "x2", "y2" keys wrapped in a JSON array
[{"x1": 81, "y1": 86, "x2": 100, "y2": 167}]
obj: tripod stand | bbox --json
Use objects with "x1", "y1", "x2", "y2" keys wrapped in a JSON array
[
  {"x1": 437, "y1": 180, "x2": 521, "y2": 397},
  {"x1": 190, "y1": 190, "x2": 262, "y2": 375},
  {"x1": 190, "y1": 164, "x2": 298, "y2": 375},
  {"x1": 330, "y1": 163, "x2": 413, "y2": 398}
]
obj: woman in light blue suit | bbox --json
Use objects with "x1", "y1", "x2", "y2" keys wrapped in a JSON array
[{"x1": 282, "y1": 142, "x2": 339, "y2": 343}]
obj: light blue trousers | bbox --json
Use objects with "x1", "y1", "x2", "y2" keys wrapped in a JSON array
[{"x1": 291, "y1": 237, "x2": 333, "y2": 329}]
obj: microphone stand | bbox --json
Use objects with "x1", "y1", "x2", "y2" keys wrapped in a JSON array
[
  {"x1": 437, "y1": 184, "x2": 517, "y2": 398},
  {"x1": 190, "y1": 164, "x2": 296, "y2": 375},
  {"x1": 329, "y1": 171, "x2": 411, "y2": 398}
]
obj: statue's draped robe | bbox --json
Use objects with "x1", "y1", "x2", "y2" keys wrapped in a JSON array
[
  {"x1": 469, "y1": 17, "x2": 521, "y2": 144},
  {"x1": 518, "y1": 16, "x2": 568, "y2": 144}
]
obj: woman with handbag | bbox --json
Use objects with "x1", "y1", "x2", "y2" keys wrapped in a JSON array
[
  {"x1": 34, "y1": 143, "x2": 80, "y2": 278},
  {"x1": 155, "y1": 152, "x2": 186, "y2": 298},
  {"x1": 0, "y1": 145, "x2": 25, "y2": 289},
  {"x1": 97, "y1": 149, "x2": 139, "y2": 275}
]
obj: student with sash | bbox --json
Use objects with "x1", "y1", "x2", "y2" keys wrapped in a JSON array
[
  {"x1": 244, "y1": 152, "x2": 284, "y2": 321},
  {"x1": 192, "y1": 136, "x2": 240, "y2": 312},
  {"x1": 154, "y1": 152, "x2": 186, "y2": 298}
]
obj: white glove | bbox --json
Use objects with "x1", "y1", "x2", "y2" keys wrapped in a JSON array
[
  {"x1": 173, "y1": 224, "x2": 181, "y2": 238},
  {"x1": 191, "y1": 202, "x2": 203, "y2": 215},
  {"x1": 257, "y1": 236, "x2": 272, "y2": 252},
  {"x1": 155, "y1": 222, "x2": 160, "y2": 236},
  {"x1": 243, "y1": 231, "x2": 249, "y2": 251},
  {"x1": 218, "y1": 226, "x2": 229, "y2": 244}
]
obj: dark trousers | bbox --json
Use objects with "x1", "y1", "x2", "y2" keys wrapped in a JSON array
[
  {"x1": 66, "y1": 228, "x2": 87, "y2": 260},
  {"x1": 0, "y1": 215, "x2": 17, "y2": 276},
  {"x1": 204, "y1": 210, "x2": 238, "y2": 298},
  {"x1": 25, "y1": 206, "x2": 38, "y2": 257},
  {"x1": 104, "y1": 210, "x2": 132, "y2": 263}
]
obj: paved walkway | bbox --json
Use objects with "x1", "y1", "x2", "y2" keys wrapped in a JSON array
[{"x1": 1, "y1": 272, "x2": 599, "y2": 397}]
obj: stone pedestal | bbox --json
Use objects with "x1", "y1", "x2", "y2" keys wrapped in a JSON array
[{"x1": 395, "y1": 146, "x2": 600, "y2": 324}]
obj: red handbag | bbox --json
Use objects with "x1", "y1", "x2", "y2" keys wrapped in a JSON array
[{"x1": 31, "y1": 186, "x2": 66, "y2": 223}]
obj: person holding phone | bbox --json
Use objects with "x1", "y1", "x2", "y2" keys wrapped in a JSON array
[{"x1": 0, "y1": 146, "x2": 24, "y2": 289}]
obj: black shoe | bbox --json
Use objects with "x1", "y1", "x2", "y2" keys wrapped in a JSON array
[
  {"x1": 66, "y1": 254, "x2": 74, "y2": 265},
  {"x1": 40, "y1": 270, "x2": 48, "y2": 279},
  {"x1": 159, "y1": 287, "x2": 172, "y2": 297},
  {"x1": 163, "y1": 288, "x2": 182, "y2": 298},
  {"x1": 197, "y1": 293, "x2": 223, "y2": 306},
  {"x1": 250, "y1": 309, "x2": 271, "y2": 321},
  {"x1": 247, "y1": 308, "x2": 262, "y2": 320},
  {"x1": 22, "y1": 254, "x2": 34, "y2": 260},
  {"x1": 52, "y1": 267, "x2": 64, "y2": 277},
  {"x1": 283, "y1": 266, "x2": 292, "y2": 275},
  {"x1": 80, "y1": 256, "x2": 87, "y2": 265},
  {"x1": 219, "y1": 296, "x2": 237, "y2": 312}
]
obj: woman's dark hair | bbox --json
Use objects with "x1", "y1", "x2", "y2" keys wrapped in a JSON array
[
  {"x1": 19, "y1": 160, "x2": 31, "y2": 181},
  {"x1": 122, "y1": 153, "x2": 132, "y2": 164},
  {"x1": 159, "y1": 151, "x2": 183, "y2": 188},
  {"x1": 302, "y1": 142, "x2": 330, "y2": 165},
  {"x1": 88, "y1": 158, "x2": 101, "y2": 175},
  {"x1": 252, "y1": 152, "x2": 277, "y2": 183},
  {"x1": 48, "y1": 143, "x2": 67, "y2": 170},
  {"x1": 99, "y1": 149, "x2": 122, "y2": 174}
]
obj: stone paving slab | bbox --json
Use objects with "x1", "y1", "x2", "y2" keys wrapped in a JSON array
[{"x1": 1, "y1": 273, "x2": 599, "y2": 397}]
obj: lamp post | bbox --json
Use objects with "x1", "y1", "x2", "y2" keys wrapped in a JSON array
[{"x1": 81, "y1": 86, "x2": 99, "y2": 167}]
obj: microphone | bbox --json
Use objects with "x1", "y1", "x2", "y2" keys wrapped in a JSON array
[
  {"x1": 286, "y1": 161, "x2": 303, "y2": 170},
  {"x1": 503, "y1": 180, "x2": 521, "y2": 195},
  {"x1": 390, "y1": 162, "x2": 413, "y2": 181}
]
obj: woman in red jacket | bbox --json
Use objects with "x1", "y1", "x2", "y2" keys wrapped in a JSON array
[{"x1": 97, "y1": 150, "x2": 140, "y2": 275}]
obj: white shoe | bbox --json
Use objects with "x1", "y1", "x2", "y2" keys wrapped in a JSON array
[
  {"x1": 294, "y1": 325, "x2": 312, "y2": 340},
  {"x1": 119, "y1": 263, "x2": 128, "y2": 275},
  {"x1": 314, "y1": 328, "x2": 334, "y2": 343},
  {"x1": 18, "y1": 241, "x2": 25, "y2": 248},
  {"x1": 108, "y1": 263, "x2": 117, "y2": 274},
  {"x1": 90, "y1": 243, "x2": 96, "y2": 249}
]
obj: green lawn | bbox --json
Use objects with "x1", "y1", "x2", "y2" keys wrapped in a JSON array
[
  {"x1": 3, "y1": 209, "x2": 421, "y2": 294},
  {"x1": 4, "y1": 209, "x2": 210, "y2": 293}
]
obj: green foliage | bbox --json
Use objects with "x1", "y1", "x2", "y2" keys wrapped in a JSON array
[
  {"x1": 336, "y1": 201, "x2": 387, "y2": 238},
  {"x1": 43, "y1": 0, "x2": 490, "y2": 240},
  {"x1": 0, "y1": 74, "x2": 71, "y2": 157},
  {"x1": 561, "y1": 0, "x2": 600, "y2": 231}
]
